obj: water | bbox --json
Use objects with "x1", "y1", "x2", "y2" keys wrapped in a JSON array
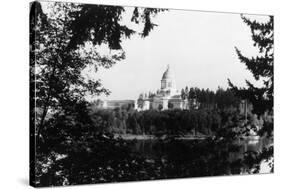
[
  {"x1": 130, "y1": 137, "x2": 272, "y2": 174},
  {"x1": 132, "y1": 137, "x2": 270, "y2": 157}
]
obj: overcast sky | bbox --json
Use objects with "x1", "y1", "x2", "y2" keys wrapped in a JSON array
[
  {"x1": 91, "y1": 8, "x2": 268, "y2": 100},
  {"x1": 42, "y1": 2, "x2": 269, "y2": 101}
]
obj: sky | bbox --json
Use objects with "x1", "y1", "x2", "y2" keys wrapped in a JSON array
[
  {"x1": 91, "y1": 8, "x2": 268, "y2": 100},
  {"x1": 42, "y1": 2, "x2": 269, "y2": 101}
]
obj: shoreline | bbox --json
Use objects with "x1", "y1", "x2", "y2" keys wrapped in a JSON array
[
  {"x1": 113, "y1": 134, "x2": 263, "y2": 141},
  {"x1": 114, "y1": 134, "x2": 208, "y2": 140}
]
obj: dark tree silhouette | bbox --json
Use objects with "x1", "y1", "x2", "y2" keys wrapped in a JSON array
[
  {"x1": 228, "y1": 15, "x2": 274, "y2": 172},
  {"x1": 228, "y1": 15, "x2": 273, "y2": 117},
  {"x1": 68, "y1": 5, "x2": 166, "y2": 50},
  {"x1": 31, "y1": 1, "x2": 165, "y2": 141},
  {"x1": 30, "y1": 1, "x2": 166, "y2": 187}
]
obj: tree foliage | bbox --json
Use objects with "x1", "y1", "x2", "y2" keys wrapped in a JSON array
[
  {"x1": 31, "y1": 1, "x2": 165, "y2": 139},
  {"x1": 36, "y1": 106, "x2": 250, "y2": 187},
  {"x1": 68, "y1": 5, "x2": 166, "y2": 50},
  {"x1": 30, "y1": 1, "x2": 166, "y2": 186},
  {"x1": 179, "y1": 86, "x2": 240, "y2": 110},
  {"x1": 228, "y1": 15, "x2": 273, "y2": 116},
  {"x1": 228, "y1": 15, "x2": 274, "y2": 173}
]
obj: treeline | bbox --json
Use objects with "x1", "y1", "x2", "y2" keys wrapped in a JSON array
[
  {"x1": 90, "y1": 87, "x2": 242, "y2": 136},
  {"x1": 89, "y1": 107, "x2": 243, "y2": 136},
  {"x1": 180, "y1": 87, "x2": 240, "y2": 110}
]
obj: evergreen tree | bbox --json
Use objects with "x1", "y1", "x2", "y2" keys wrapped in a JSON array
[
  {"x1": 185, "y1": 86, "x2": 189, "y2": 99},
  {"x1": 228, "y1": 15, "x2": 273, "y2": 116},
  {"x1": 228, "y1": 15, "x2": 273, "y2": 172},
  {"x1": 181, "y1": 88, "x2": 186, "y2": 100},
  {"x1": 189, "y1": 87, "x2": 196, "y2": 99}
]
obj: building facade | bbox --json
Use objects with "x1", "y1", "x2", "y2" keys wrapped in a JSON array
[
  {"x1": 137, "y1": 65, "x2": 189, "y2": 111},
  {"x1": 101, "y1": 100, "x2": 135, "y2": 109}
]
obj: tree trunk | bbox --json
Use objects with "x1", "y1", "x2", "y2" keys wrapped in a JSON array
[{"x1": 37, "y1": 64, "x2": 56, "y2": 139}]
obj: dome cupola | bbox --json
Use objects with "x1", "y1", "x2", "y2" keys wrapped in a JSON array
[
  {"x1": 160, "y1": 64, "x2": 176, "y2": 93},
  {"x1": 162, "y1": 64, "x2": 174, "y2": 80}
]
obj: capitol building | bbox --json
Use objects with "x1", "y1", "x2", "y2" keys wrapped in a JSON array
[
  {"x1": 137, "y1": 65, "x2": 189, "y2": 111},
  {"x1": 101, "y1": 65, "x2": 189, "y2": 111}
]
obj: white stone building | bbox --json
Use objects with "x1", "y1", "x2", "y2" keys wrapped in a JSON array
[
  {"x1": 101, "y1": 100, "x2": 135, "y2": 109},
  {"x1": 137, "y1": 65, "x2": 189, "y2": 111}
]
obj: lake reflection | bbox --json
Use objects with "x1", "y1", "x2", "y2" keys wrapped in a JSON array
[{"x1": 130, "y1": 137, "x2": 272, "y2": 175}]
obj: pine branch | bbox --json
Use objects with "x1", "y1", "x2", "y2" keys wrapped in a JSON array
[{"x1": 235, "y1": 47, "x2": 273, "y2": 80}]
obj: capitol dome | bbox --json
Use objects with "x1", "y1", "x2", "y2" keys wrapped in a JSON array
[
  {"x1": 160, "y1": 64, "x2": 176, "y2": 92},
  {"x1": 162, "y1": 65, "x2": 174, "y2": 80}
]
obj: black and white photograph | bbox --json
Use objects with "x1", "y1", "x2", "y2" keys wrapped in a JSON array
[{"x1": 29, "y1": 0, "x2": 273, "y2": 187}]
